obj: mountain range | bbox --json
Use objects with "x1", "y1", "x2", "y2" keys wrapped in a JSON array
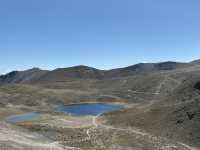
[
  {"x1": 1, "y1": 59, "x2": 200, "y2": 149},
  {"x1": 0, "y1": 60, "x2": 198, "y2": 84}
]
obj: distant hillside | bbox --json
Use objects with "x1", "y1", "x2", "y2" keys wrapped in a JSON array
[
  {"x1": 0, "y1": 60, "x2": 195, "y2": 84},
  {"x1": 36, "y1": 65, "x2": 105, "y2": 83},
  {"x1": 105, "y1": 61, "x2": 187, "y2": 78},
  {"x1": 190, "y1": 59, "x2": 200, "y2": 64},
  {"x1": 0, "y1": 68, "x2": 48, "y2": 84}
]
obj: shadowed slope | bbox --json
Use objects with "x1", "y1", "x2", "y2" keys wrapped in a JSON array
[{"x1": 0, "y1": 68, "x2": 48, "y2": 84}]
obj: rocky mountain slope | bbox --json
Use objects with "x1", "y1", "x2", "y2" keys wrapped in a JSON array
[
  {"x1": 0, "y1": 61, "x2": 190, "y2": 84},
  {"x1": 0, "y1": 68, "x2": 48, "y2": 84},
  {"x1": 1, "y1": 59, "x2": 200, "y2": 149}
]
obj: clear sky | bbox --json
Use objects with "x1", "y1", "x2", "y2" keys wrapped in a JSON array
[{"x1": 1, "y1": 0, "x2": 200, "y2": 74}]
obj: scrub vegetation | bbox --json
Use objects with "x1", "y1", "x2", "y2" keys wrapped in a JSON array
[{"x1": 0, "y1": 60, "x2": 200, "y2": 150}]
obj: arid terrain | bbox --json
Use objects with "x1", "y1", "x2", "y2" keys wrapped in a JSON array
[{"x1": 0, "y1": 60, "x2": 200, "y2": 150}]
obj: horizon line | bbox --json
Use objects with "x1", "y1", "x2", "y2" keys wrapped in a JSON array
[{"x1": 0, "y1": 58, "x2": 198, "y2": 75}]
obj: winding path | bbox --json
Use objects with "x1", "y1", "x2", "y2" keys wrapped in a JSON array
[
  {"x1": 128, "y1": 75, "x2": 182, "y2": 96},
  {"x1": 79, "y1": 75, "x2": 198, "y2": 150},
  {"x1": 88, "y1": 115, "x2": 199, "y2": 150}
]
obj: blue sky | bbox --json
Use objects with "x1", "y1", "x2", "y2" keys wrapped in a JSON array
[{"x1": 1, "y1": 0, "x2": 200, "y2": 74}]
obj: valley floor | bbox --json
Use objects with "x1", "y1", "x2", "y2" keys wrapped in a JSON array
[
  {"x1": 0, "y1": 103, "x2": 199, "y2": 150},
  {"x1": 1, "y1": 63, "x2": 200, "y2": 149}
]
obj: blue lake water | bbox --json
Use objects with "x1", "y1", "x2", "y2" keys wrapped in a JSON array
[
  {"x1": 6, "y1": 112, "x2": 41, "y2": 123},
  {"x1": 6, "y1": 103, "x2": 124, "y2": 123},
  {"x1": 55, "y1": 103, "x2": 124, "y2": 116}
]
